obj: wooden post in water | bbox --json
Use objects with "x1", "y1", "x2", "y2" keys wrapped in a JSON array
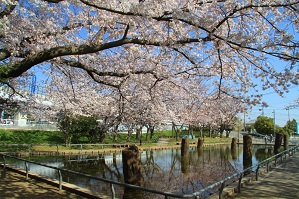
[
  {"x1": 283, "y1": 134, "x2": 289, "y2": 150},
  {"x1": 231, "y1": 137, "x2": 237, "y2": 150},
  {"x1": 197, "y1": 137, "x2": 204, "y2": 149},
  {"x1": 122, "y1": 145, "x2": 145, "y2": 199},
  {"x1": 181, "y1": 137, "x2": 190, "y2": 173},
  {"x1": 274, "y1": 133, "x2": 283, "y2": 154},
  {"x1": 181, "y1": 155, "x2": 190, "y2": 174},
  {"x1": 181, "y1": 137, "x2": 189, "y2": 156},
  {"x1": 231, "y1": 137, "x2": 237, "y2": 160},
  {"x1": 243, "y1": 135, "x2": 252, "y2": 175}
]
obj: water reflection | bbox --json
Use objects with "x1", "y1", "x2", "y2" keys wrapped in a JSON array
[{"x1": 7, "y1": 145, "x2": 273, "y2": 198}]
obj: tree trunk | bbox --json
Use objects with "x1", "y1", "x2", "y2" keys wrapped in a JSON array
[
  {"x1": 135, "y1": 126, "x2": 141, "y2": 140},
  {"x1": 189, "y1": 124, "x2": 194, "y2": 138},
  {"x1": 127, "y1": 127, "x2": 133, "y2": 142},
  {"x1": 149, "y1": 125, "x2": 155, "y2": 139},
  {"x1": 145, "y1": 126, "x2": 149, "y2": 141},
  {"x1": 226, "y1": 130, "x2": 230, "y2": 138},
  {"x1": 113, "y1": 125, "x2": 118, "y2": 142},
  {"x1": 220, "y1": 130, "x2": 224, "y2": 138}
]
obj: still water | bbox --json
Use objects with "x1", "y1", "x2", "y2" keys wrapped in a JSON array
[{"x1": 7, "y1": 145, "x2": 273, "y2": 198}]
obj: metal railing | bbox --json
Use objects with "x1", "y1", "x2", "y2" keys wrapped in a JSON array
[{"x1": 0, "y1": 144, "x2": 298, "y2": 199}]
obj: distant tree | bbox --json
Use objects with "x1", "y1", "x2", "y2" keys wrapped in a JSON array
[
  {"x1": 254, "y1": 116, "x2": 274, "y2": 135},
  {"x1": 57, "y1": 111, "x2": 74, "y2": 146},
  {"x1": 57, "y1": 111, "x2": 100, "y2": 145},
  {"x1": 245, "y1": 124, "x2": 255, "y2": 133},
  {"x1": 283, "y1": 119, "x2": 297, "y2": 136}
]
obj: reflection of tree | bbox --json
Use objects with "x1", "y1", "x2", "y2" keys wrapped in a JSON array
[
  {"x1": 254, "y1": 147, "x2": 273, "y2": 162},
  {"x1": 61, "y1": 153, "x2": 125, "y2": 197},
  {"x1": 139, "y1": 147, "x2": 238, "y2": 198},
  {"x1": 49, "y1": 147, "x2": 244, "y2": 198},
  {"x1": 62, "y1": 154, "x2": 123, "y2": 182},
  {"x1": 142, "y1": 150, "x2": 162, "y2": 179}
]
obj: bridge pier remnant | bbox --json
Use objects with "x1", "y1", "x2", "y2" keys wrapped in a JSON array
[
  {"x1": 122, "y1": 145, "x2": 145, "y2": 198},
  {"x1": 181, "y1": 137, "x2": 189, "y2": 156},
  {"x1": 231, "y1": 137, "x2": 238, "y2": 160},
  {"x1": 231, "y1": 137, "x2": 237, "y2": 150},
  {"x1": 274, "y1": 133, "x2": 283, "y2": 154},
  {"x1": 243, "y1": 135, "x2": 252, "y2": 175},
  {"x1": 197, "y1": 137, "x2": 204, "y2": 149},
  {"x1": 283, "y1": 134, "x2": 289, "y2": 150}
]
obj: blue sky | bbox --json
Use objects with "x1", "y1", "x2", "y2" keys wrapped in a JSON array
[{"x1": 245, "y1": 85, "x2": 299, "y2": 127}]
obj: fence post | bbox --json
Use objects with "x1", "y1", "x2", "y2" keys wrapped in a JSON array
[
  {"x1": 29, "y1": 144, "x2": 32, "y2": 154},
  {"x1": 238, "y1": 173, "x2": 243, "y2": 193},
  {"x1": 2, "y1": 156, "x2": 6, "y2": 169},
  {"x1": 110, "y1": 183, "x2": 115, "y2": 199},
  {"x1": 256, "y1": 165, "x2": 260, "y2": 181},
  {"x1": 25, "y1": 161, "x2": 29, "y2": 179},
  {"x1": 266, "y1": 160, "x2": 270, "y2": 172},
  {"x1": 219, "y1": 182, "x2": 225, "y2": 199},
  {"x1": 58, "y1": 170, "x2": 62, "y2": 190}
]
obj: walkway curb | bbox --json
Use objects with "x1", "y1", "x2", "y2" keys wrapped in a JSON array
[{"x1": 0, "y1": 164, "x2": 108, "y2": 199}]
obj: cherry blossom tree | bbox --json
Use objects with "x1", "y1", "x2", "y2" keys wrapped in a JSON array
[{"x1": 1, "y1": 0, "x2": 299, "y2": 137}]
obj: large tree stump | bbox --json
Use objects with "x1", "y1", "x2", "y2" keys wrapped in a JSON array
[
  {"x1": 197, "y1": 137, "x2": 204, "y2": 149},
  {"x1": 181, "y1": 137, "x2": 189, "y2": 156},
  {"x1": 274, "y1": 133, "x2": 283, "y2": 154},
  {"x1": 122, "y1": 145, "x2": 144, "y2": 186},
  {"x1": 283, "y1": 134, "x2": 289, "y2": 150},
  {"x1": 243, "y1": 135, "x2": 252, "y2": 175}
]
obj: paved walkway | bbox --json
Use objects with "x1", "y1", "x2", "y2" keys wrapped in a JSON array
[
  {"x1": 226, "y1": 152, "x2": 299, "y2": 199},
  {"x1": 0, "y1": 167, "x2": 86, "y2": 199}
]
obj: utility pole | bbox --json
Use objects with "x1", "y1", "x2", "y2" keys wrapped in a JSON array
[
  {"x1": 273, "y1": 110, "x2": 276, "y2": 137},
  {"x1": 260, "y1": 106, "x2": 264, "y2": 116},
  {"x1": 243, "y1": 112, "x2": 246, "y2": 133}
]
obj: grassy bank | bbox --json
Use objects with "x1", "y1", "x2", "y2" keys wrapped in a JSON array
[{"x1": 0, "y1": 129, "x2": 232, "y2": 153}]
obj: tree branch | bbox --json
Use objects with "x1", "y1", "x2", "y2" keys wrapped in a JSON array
[{"x1": 0, "y1": 36, "x2": 208, "y2": 79}]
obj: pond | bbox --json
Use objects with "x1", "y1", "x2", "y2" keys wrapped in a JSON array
[{"x1": 6, "y1": 144, "x2": 274, "y2": 198}]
